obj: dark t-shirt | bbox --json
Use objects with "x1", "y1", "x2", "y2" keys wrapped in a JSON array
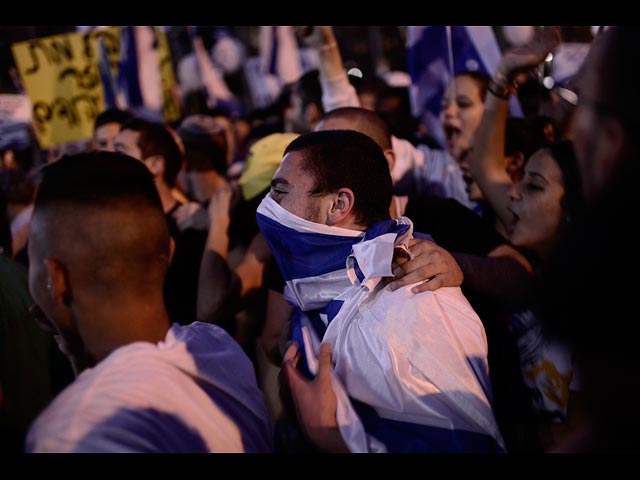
[{"x1": 165, "y1": 205, "x2": 208, "y2": 325}]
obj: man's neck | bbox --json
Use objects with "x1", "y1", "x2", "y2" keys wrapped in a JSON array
[
  {"x1": 156, "y1": 180, "x2": 179, "y2": 213},
  {"x1": 74, "y1": 295, "x2": 172, "y2": 365}
]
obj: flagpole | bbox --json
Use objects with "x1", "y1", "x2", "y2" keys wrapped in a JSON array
[{"x1": 445, "y1": 26, "x2": 455, "y2": 92}]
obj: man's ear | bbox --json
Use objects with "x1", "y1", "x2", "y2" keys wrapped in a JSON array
[
  {"x1": 383, "y1": 148, "x2": 396, "y2": 174},
  {"x1": 327, "y1": 188, "x2": 355, "y2": 226},
  {"x1": 144, "y1": 155, "x2": 165, "y2": 177},
  {"x1": 168, "y1": 236, "x2": 176, "y2": 264},
  {"x1": 43, "y1": 258, "x2": 72, "y2": 306}
]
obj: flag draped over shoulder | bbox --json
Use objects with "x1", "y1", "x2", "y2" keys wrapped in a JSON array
[{"x1": 407, "y1": 26, "x2": 522, "y2": 148}]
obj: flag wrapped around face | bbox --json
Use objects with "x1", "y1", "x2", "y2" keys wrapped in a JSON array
[
  {"x1": 407, "y1": 26, "x2": 522, "y2": 148},
  {"x1": 257, "y1": 193, "x2": 505, "y2": 452}
]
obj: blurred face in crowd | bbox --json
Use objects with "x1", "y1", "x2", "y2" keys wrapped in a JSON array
[
  {"x1": 93, "y1": 122, "x2": 122, "y2": 152},
  {"x1": 570, "y1": 38, "x2": 615, "y2": 205},
  {"x1": 506, "y1": 149, "x2": 566, "y2": 259},
  {"x1": 114, "y1": 129, "x2": 143, "y2": 161},
  {"x1": 458, "y1": 148, "x2": 484, "y2": 202},
  {"x1": 270, "y1": 150, "x2": 324, "y2": 224},
  {"x1": 440, "y1": 74, "x2": 485, "y2": 161},
  {"x1": 285, "y1": 90, "x2": 309, "y2": 135}
]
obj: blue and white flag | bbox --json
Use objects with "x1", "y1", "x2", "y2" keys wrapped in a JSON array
[
  {"x1": 256, "y1": 193, "x2": 505, "y2": 453},
  {"x1": 407, "y1": 26, "x2": 522, "y2": 148},
  {"x1": 97, "y1": 36, "x2": 118, "y2": 110},
  {"x1": 117, "y1": 26, "x2": 144, "y2": 110}
]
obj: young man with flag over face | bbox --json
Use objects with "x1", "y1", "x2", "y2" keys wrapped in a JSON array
[{"x1": 257, "y1": 129, "x2": 504, "y2": 452}]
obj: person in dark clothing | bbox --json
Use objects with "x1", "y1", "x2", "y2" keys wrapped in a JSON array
[{"x1": 115, "y1": 118, "x2": 207, "y2": 325}]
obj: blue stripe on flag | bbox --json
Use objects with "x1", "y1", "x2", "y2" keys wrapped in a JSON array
[
  {"x1": 98, "y1": 37, "x2": 117, "y2": 110},
  {"x1": 268, "y1": 26, "x2": 278, "y2": 76},
  {"x1": 352, "y1": 398, "x2": 506, "y2": 453},
  {"x1": 256, "y1": 212, "x2": 361, "y2": 281},
  {"x1": 118, "y1": 26, "x2": 143, "y2": 109}
]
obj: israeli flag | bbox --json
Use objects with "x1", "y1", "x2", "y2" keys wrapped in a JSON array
[{"x1": 407, "y1": 26, "x2": 522, "y2": 148}]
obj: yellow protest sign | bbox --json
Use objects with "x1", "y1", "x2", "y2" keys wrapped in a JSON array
[
  {"x1": 11, "y1": 27, "x2": 121, "y2": 148},
  {"x1": 155, "y1": 27, "x2": 181, "y2": 123}
]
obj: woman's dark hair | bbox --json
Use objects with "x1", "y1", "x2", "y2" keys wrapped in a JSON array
[{"x1": 546, "y1": 139, "x2": 584, "y2": 221}]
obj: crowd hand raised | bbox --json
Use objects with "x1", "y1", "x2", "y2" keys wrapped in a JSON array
[
  {"x1": 498, "y1": 26, "x2": 561, "y2": 85},
  {"x1": 207, "y1": 184, "x2": 233, "y2": 232},
  {"x1": 389, "y1": 238, "x2": 463, "y2": 294},
  {"x1": 279, "y1": 341, "x2": 349, "y2": 452},
  {"x1": 294, "y1": 26, "x2": 336, "y2": 49}
]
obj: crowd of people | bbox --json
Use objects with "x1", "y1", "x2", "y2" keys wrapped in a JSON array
[{"x1": 1, "y1": 25, "x2": 635, "y2": 453}]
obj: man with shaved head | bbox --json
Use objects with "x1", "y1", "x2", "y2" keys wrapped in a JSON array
[{"x1": 25, "y1": 151, "x2": 272, "y2": 452}]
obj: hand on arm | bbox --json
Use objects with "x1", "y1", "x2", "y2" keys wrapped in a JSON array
[{"x1": 389, "y1": 237, "x2": 463, "y2": 294}]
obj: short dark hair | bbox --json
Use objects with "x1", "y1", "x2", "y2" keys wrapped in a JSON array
[
  {"x1": 177, "y1": 117, "x2": 228, "y2": 175},
  {"x1": 293, "y1": 70, "x2": 324, "y2": 116},
  {"x1": 321, "y1": 107, "x2": 392, "y2": 151},
  {"x1": 34, "y1": 151, "x2": 163, "y2": 213},
  {"x1": 94, "y1": 108, "x2": 134, "y2": 131},
  {"x1": 32, "y1": 151, "x2": 170, "y2": 294},
  {"x1": 505, "y1": 116, "x2": 554, "y2": 160},
  {"x1": 119, "y1": 118, "x2": 184, "y2": 186},
  {"x1": 284, "y1": 130, "x2": 392, "y2": 227}
]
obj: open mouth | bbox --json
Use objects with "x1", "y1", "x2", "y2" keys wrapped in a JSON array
[
  {"x1": 506, "y1": 208, "x2": 520, "y2": 235},
  {"x1": 444, "y1": 125, "x2": 461, "y2": 142}
]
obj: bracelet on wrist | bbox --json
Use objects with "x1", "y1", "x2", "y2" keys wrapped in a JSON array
[{"x1": 488, "y1": 77, "x2": 516, "y2": 100}]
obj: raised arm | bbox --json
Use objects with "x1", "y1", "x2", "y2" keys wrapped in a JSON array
[
  {"x1": 296, "y1": 26, "x2": 360, "y2": 111},
  {"x1": 470, "y1": 26, "x2": 561, "y2": 234},
  {"x1": 197, "y1": 198, "x2": 273, "y2": 325},
  {"x1": 197, "y1": 185, "x2": 237, "y2": 324}
]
